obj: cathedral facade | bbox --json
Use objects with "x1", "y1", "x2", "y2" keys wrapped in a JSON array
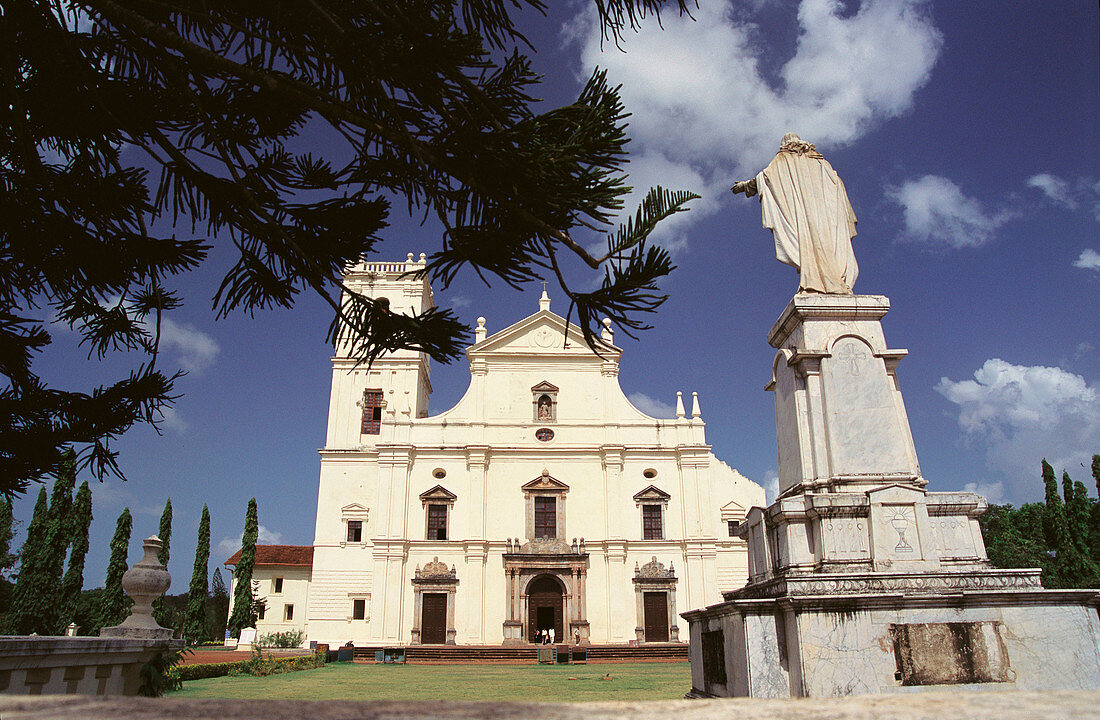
[{"x1": 231, "y1": 255, "x2": 763, "y2": 646}]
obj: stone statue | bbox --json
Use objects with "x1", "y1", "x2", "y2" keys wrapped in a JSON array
[{"x1": 732, "y1": 133, "x2": 858, "y2": 294}]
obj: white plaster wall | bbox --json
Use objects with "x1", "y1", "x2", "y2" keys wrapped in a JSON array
[{"x1": 303, "y1": 282, "x2": 764, "y2": 646}]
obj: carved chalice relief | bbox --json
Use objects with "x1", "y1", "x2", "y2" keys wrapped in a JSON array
[{"x1": 886, "y1": 506, "x2": 915, "y2": 553}]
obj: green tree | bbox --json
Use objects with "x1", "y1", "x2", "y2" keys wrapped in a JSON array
[
  {"x1": 40, "y1": 451, "x2": 78, "y2": 633},
  {"x1": 209, "y1": 568, "x2": 230, "y2": 642},
  {"x1": 59, "y1": 480, "x2": 93, "y2": 630},
  {"x1": 3, "y1": 487, "x2": 49, "y2": 634},
  {"x1": 0, "y1": 496, "x2": 17, "y2": 580},
  {"x1": 0, "y1": 496, "x2": 17, "y2": 617},
  {"x1": 152, "y1": 498, "x2": 172, "y2": 626},
  {"x1": 182, "y1": 504, "x2": 211, "y2": 642},
  {"x1": 1091, "y1": 454, "x2": 1100, "y2": 566},
  {"x1": 227, "y1": 498, "x2": 258, "y2": 636},
  {"x1": 1, "y1": 0, "x2": 695, "y2": 498},
  {"x1": 980, "y1": 503, "x2": 1049, "y2": 572},
  {"x1": 98, "y1": 507, "x2": 133, "y2": 632}
]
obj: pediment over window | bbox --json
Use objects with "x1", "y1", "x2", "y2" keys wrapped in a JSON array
[
  {"x1": 530, "y1": 381, "x2": 559, "y2": 393},
  {"x1": 521, "y1": 469, "x2": 569, "y2": 493},
  {"x1": 720, "y1": 500, "x2": 746, "y2": 522},
  {"x1": 419, "y1": 485, "x2": 457, "y2": 503},
  {"x1": 341, "y1": 503, "x2": 369, "y2": 518},
  {"x1": 633, "y1": 485, "x2": 671, "y2": 503}
]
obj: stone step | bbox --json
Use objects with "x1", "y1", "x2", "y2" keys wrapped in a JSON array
[{"x1": 350, "y1": 643, "x2": 688, "y2": 664}]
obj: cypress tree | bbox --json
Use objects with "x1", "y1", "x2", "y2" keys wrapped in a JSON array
[
  {"x1": 182, "y1": 505, "x2": 211, "y2": 642},
  {"x1": 152, "y1": 499, "x2": 173, "y2": 627},
  {"x1": 210, "y1": 568, "x2": 229, "y2": 641},
  {"x1": 4, "y1": 487, "x2": 49, "y2": 634},
  {"x1": 1091, "y1": 454, "x2": 1100, "y2": 567},
  {"x1": 40, "y1": 452, "x2": 77, "y2": 633},
  {"x1": 227, "y1": 498, "x2": 258, "y2": 636},
  {"x1": 1093, "y1": 454, "x2": 1100, "y2": 497},
  {"x1": 99, "y1": 508, "x2": 133, "y2": 632},
  {"x1": 1065, "y1": 473, "x2": 1092, "y2": 553},
  {"x1": 60, "y1": 481, "x2": 93, "y2": 631},
  {"x1": 1041, "y1": 459, "x2": 1071, "y2": 587}
]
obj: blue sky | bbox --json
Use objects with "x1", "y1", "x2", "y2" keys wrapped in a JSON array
[{"x1": 11, "y1": 0, "x2": 1099, "y2": 595}]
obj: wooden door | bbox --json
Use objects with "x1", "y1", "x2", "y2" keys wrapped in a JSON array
[
  {"x1": 643, "y1": 592, "x2": 669, "y2": 642},
  {"x1": 527, "y1": 576, "x2": 564, "y2": 643},
  {"x1": 421, "y1": 593, "x2": 447, "y2": 644}
]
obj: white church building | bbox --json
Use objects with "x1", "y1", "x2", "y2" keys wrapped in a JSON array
[{"x1": 228, "y1": 254, "x2": 763, "y2": 646}]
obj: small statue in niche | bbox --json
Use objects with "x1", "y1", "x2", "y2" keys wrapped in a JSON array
[{"x1": 537, "y1": 394, "x2": 552, "y2": 421}]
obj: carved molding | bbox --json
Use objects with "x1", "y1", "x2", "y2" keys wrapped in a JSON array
[
  {"x1": 726, "y1": 569, "x2": 1043, "y2": 600},
  {"x1": 634, "y1": 556, "x2": 676, "y2": 580}
]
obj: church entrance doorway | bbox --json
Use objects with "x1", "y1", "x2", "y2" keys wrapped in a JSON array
[
  {"x1": 643, "y1": 592, "x2": 669, "y2": 642},
  {"x1": 421, "y1": 592, "x2": 448, "y2": 644},
  {"x1": 527, "y1": 575, "x2": 564, "y2": 643}
]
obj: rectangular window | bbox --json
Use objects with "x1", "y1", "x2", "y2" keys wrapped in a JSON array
[
  {"x1": 257, "y1": 604, "x2": 266, "y2": 621},
  {"x1": 273, "y1": 577, "x2": 283, "y2": 594},
  {"x1": 727, "y1": 520, "x2": 738, "y2": 537},
  {"x1": 284, "y1": 604, "x2": 294, "y2": 622},
  {"x1": 534, "y1": 496, "x2": 556, "y2": 539},
  {"x1": 361, "y1": 390, "x2": 384, "y2": 434},
  {"x1": 642, "y1": 505, "x2": 663, "y2": 540},
  {"x1": 352, "y1": 598, "x2": 366, "y2": 620},
  {"x1": 427, "y1": 504, "x2": 448, "y2": 540},
  {"x1": 347, "y1": 520, "x2": 362, "y2": 543}
]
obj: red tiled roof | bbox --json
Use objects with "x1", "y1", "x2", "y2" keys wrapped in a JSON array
[{"x1": 224, "y1": 545, "x2": 313, "y2": 567}]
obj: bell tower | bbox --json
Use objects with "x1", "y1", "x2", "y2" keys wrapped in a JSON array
[{"x1": 324, "y1": 253, "x2": 433, "y2": 450}]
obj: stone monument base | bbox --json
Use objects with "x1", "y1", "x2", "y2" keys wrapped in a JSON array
[
  {"x1": 684, "y1": 575, "x2": 1100, "y2": 697},
  {"x1": 684, "y1": 292, "x2": 1100, "y2": 697}
]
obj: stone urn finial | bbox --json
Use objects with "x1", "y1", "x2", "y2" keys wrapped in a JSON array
[{"x1": 100, "y1": 535, "x2": 172, "y2": 639}]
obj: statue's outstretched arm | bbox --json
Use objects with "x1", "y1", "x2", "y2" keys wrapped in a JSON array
[{"x1": 731, "y1": 178, "x2": 758, "y2": 198}]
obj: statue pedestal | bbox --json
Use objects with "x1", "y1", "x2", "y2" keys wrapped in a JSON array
[{"x1": 683, "y1": 294, "x2": 1100, "y2": 698}]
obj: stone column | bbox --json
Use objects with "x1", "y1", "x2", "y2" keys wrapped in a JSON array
[
  {"x1": 446, "y1": 587, "x2": 457, "y2": 645},
  {"x1": 410, "y1": 587, "x2": 422, "y2": 644},
  {"x1": 667, "y1": 589, "x2": 679, "y2": 642}
]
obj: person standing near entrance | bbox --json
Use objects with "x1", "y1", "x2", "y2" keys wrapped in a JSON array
[{"x1": 550, "y1": 628, "x2": 555, "y2": 644}]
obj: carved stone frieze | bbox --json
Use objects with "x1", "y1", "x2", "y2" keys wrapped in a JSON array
[
  {"x1": 634, "y1": 556, "x2": 676, "y2": 580},
  {"x1": 724, "y1": 568, "x2": 1043, "y2": 600},
  {"x1": 517, "y1": 537, "x2": 573, "y2": 555},
  {"x1": 414, "y1": 556, "x2": 456, "y2": 581}
]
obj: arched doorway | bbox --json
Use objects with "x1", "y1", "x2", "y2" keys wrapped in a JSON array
[{"x1": 526, "y1": 575, "x2": 564, "y2": 643}]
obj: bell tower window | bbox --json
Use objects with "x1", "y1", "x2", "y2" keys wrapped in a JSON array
[{"x1": 361, "y1": 389, "x2": 384, "y2": 434}]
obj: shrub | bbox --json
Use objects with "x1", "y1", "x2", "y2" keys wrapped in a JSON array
[
  {"x1": 257, "y1": 629, "x2": 306, "y2": 648},
  {"x1": 173, "y1": 645, "x2": 327, "y2": 685},
  {"x1": 176, "y1": 659, "x2": 250, "y2": 682}
]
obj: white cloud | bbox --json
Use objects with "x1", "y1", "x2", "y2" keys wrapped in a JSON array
[
  {"x1": 628, "y1": 392, "x2": 675, "y2": 417},
  {"x1": 762, "y1": 469, "x2": 780, "y2": 504},
  {"x1": 157, "y1": 405, "x2": 188, "y2": 434},
  {"x1": 216, "y1": 525, "x2": 284, "y2": 561},
  {"x1": 887, "y1": 175, "x2": 1011, "y2": 248},
  {"x1": 571, "y1": 0, "x2": 943, "y2": 243},
  {"x1": 937, "y1": 359, "x2": 1100, "y2": 504},
  {"x1": 963, "y1": 481, "x2": 1005, "y2": 505},
  {"x1": 1027, "y1": 173, "x2": 1077, "y2": 209},
  {"x1": 1074, "y1": 248, "x2": 1100, "y2": 271},
  {"x1": 156, "y1": 317, "x2": 219, "y2": 373}
]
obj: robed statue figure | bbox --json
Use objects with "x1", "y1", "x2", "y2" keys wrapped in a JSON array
[{"x1": 732, "y1": 133, "x2": 858, "y2": 294}]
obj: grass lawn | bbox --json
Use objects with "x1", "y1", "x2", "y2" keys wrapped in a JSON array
[{"x1": 170, "y1": 661, "x2": 691, "y2": 702}]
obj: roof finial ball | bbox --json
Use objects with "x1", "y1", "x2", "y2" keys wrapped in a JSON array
[
  {"x1": 601, "y1": 317, "x2": 614, "y2": 342},
  {"x1": 475, "y1": 317, "x2": 487, "y2": 343}
]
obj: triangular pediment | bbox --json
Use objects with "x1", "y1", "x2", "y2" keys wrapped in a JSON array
[
  {"x1": 633, "y1": 485, "x2": 671, "y2": 502},
  {"x1": 419, "y1": 485, "x2": 457, "y2": 502},
  {"x1": 531, "y1": 380, "x2": 559, "y2": 393},
  {"x1": 521, "y1": 470, "x2": 569, "y2": 492},
  {"x1": 720, "y1": 500, "x2": 746, "y2": 520},
  {"x1": 468, "y1": 310, "x2": 619, "y2": 358},
  {"x1": 341, "y1": 503, "x2": 369, "y2": 517}
]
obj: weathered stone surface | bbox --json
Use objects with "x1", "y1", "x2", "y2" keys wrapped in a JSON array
[{"x1": 1, "y1": 691, "x2": 1098, "y2": 719}]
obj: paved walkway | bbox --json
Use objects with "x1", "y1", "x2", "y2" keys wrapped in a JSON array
[
  {"x1": 179, "y1": 648, "x2": 314, "y2": 665},
  {"x1": 0, "y1": 690, "x2": 1096, "y2": 719}
]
